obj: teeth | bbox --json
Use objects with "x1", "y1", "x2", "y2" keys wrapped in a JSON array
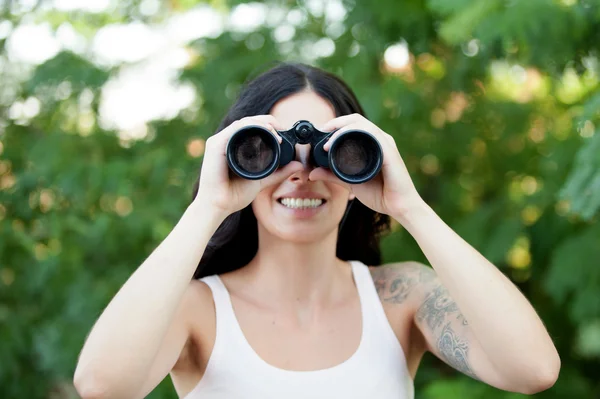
[{"x1": 280, "y1": 198, "x2": 323, "y2": 209}]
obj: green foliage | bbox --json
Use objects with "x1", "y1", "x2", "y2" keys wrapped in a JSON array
[
  {"x1": 422, "y1": 377, "x2": 528, "y2": 399},
  {"x1": 544, "y1": 222, "x2": 600, "y2": 323},
  {"x1": 559, "y1": 132, "x2": 600, "y2": 219},
  {"x1": 1, "y1": 0, "x2": 599, "y2": 398},
  {"x1": 26, "y1": 51, "x2": 110, "y2": 95}
]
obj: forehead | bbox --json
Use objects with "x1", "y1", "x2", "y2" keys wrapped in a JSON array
[{"x1": 270, "y1": 90, "x2": 336, "y2": 130}]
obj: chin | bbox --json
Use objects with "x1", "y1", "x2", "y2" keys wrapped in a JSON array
[{"x1": 267, "y1": 223, "x2": 337, "y2": 244}]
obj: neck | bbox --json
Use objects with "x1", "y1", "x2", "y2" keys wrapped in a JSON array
[{"x1": 245, "y1": 226, "x2": 349, "y2": 306}]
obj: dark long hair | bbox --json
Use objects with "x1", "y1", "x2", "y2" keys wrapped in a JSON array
[{"x1": 191, "y1": 63, "x2": 390, "y2": 279}]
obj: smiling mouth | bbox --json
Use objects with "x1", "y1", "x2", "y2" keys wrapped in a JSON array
[{"x1": 277, "y1": 198, "x2": 327, "y2": 209}]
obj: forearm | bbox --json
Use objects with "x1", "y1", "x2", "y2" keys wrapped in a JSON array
[
  {"x1": 396, "y1": 200, "x2": 560, "y2": 376},
  {"x1": 74, "y1": 200, "x2": 225, "y2": 395}
]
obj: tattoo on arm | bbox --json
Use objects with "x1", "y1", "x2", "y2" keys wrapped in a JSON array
[
  {"x1": 416, "y1": 285, "x2": 468, "y2": 329},
  {"x1": 371, "y1": 263, "x2": 433, "y2": 304},
  {"x1": 372, "y1": 264, "x2": 478, "y2": 380},
  {"x1": 438, "y1": 322, "x2": 478, "y2": 379},
  {"x1": 416, "y1": 283, "x2": 478, "y2": 380}
]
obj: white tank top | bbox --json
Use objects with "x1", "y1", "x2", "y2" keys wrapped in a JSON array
[{"x1": 184, "y1": 261, "x2": 414, "y2": 399}]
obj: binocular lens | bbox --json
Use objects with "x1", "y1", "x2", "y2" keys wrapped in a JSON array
[
  {"x1": 226, "y1": 123, "x2": 382, "y2": 183},
  {"x1": 330, "y1": 132, "x2": 382, "y2": 183},
  {"x1": 228, "y1": 127, "x2": 278, "y2": 177}
]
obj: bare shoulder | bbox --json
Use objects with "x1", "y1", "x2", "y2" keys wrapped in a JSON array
[
  {"x1": 184, "y1": 278, "x2": 217, "y2": 336},
  {"x1": 187, "y1": 278, "x2": 215, "y2": 303},
  {"x1": 172, "y1": 279, "x2": 216, "y2": 371},
  {"x1": 178, "y1": 279, "x2": 215, "y2": 323},
  {"x1": 369, "y1": 261, "x2": 436, "y2": 306}
]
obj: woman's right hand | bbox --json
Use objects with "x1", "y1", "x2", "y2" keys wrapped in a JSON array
[{"x1": 194, "y1": 115, "x2": 304, "y2": 218}]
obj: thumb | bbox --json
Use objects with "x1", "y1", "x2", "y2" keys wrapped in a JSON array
[
  {"x1": 259, "y1": 161, "x2": 304, "y2": 189},
  {"x1": 308, "y1": 167, "x2": 351, "y2": 190}
]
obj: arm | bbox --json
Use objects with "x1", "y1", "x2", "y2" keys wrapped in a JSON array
[
  {"x1": 73, "y1": 200, "x2": 224, "y2": 399},
  {"x1": 73, "y1": 115, "x2": 303, "y2": 399},
  {"x1": 395, "y1": 200, "x2": 560, "y2": 394},
  {"x1": 312, "y1": 114, "x2": 560, "y2": 393}
]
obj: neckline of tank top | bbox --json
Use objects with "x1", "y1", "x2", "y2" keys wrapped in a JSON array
[{"x1": 213, "y1": 260, "x2": 371, "y2": 379}]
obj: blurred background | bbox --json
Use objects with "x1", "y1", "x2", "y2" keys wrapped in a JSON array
[{"x1": 1, "y1": 0, "x2": 599, "y2": 398}]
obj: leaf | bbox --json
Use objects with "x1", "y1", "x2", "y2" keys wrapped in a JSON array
[
  {"x1": 483, "y1": 216, "x2": 523, "y2": 264},
  {"x1": 559, "y1": 132, "x2": 600, "y2": 220},
  {"x1": 544, "y1": 223, "x2": 600, "y2": 322},
  {"x1": 25, "y1": 50, "x2": 110, "y2": 94},
  {"x1": 426, "y1": 0, "x2": 475, "y2": 17},
  {"x1": 437, "y1": 0, "x2": 501, "y2": 45},
  {"x1": 575, "y1": 319, "x2": 600, "y2": 358}
]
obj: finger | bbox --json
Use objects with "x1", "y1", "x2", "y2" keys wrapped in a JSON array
[
  {"x1": 259, "y1": 161, "x2": 304, "y2": 189},
  {"x1": 216, "y1": 117, "x2": 282, "y2": 149},
  {"x1": 251, "y1": 115, "x2": 285, "y2": 131},
  {"x1": 320, "y1": 113, "x2": 363, "y2": 132},
  {"x1": 243, "y1": 115, "x2": 284, "y2": 142},
  {"x1": 322, "y1": 123, "x2": 371, "y2": 152},
  {"x1": 308, "y1": 167, "x2": 352, "y2": 190},
  {"x1": 243, "y1": 117, "x2": 283, "y2": 144}
]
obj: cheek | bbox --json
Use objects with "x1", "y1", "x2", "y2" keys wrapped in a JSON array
[
  {"x1": 325, "y1": 186, "x2": 353, "y2": 220},
  {"x1": 252, "y1": 190, "x2": 274, "y2": 217},
  {"x1": 328, "y1": 184, "x2": 352, "y2": 203}
]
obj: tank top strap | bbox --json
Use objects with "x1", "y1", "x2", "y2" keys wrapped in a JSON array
[
  {"x1": 200, "y1": 275, "x2": 238, "y2": 335},
  {"x1": 350, "y1": 260, "x2": 384, "y2": 311},
  {"x1": 349, "y1": 261, "x2": 399, "y2": 344}
]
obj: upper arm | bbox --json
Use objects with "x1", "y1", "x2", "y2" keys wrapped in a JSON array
[
  {"x1": 133, "y1": 280, "x2": 207, "y2": 399},
  {"x1": 409, "y1": 264, "x2": 512, "y2": 389},
  {"x1": 375, "y1": 262, "x2": 508, "y2": 390}
]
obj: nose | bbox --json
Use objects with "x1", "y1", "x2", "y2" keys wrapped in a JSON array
[{"x1": 289, "y1": 144, "x2": 315, "y2": 183}]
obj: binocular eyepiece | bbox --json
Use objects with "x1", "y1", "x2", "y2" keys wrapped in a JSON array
[{"x1": 226, "y1": 120, "x2": 383, "y2": 184}]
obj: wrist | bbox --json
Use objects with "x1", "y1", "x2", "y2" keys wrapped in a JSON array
[
  {"x1": 186, "y1": 197, "x2": 229, "y2": 230},
  {"x1": 391, "y1": 195, "x2": 432, "y2": 231}
]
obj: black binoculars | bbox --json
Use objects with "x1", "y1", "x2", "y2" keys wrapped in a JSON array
[{"x1": 226, "y1": 120, "x2": 383, "y2": 184}]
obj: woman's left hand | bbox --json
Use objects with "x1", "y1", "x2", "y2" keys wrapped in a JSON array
[{"x1": 309, "y1": 114, "x2": 424, "y2": 219}]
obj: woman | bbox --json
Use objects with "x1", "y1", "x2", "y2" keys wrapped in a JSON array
[{"x1": 73, "y1": 63, "x2": 560, "y2": 399}]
